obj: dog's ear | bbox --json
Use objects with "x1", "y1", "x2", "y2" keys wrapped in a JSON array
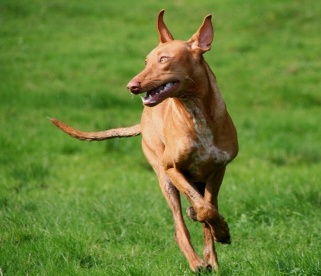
[
  {"x1": 157, "y1": 10, "x2": 174, "y2": 43},
  {"x1": 188, "y1": 15, "x2": 213, "y2": 53}
]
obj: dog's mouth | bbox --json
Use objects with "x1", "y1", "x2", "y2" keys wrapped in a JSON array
[{"x1": 141, "y1": 81, "x2": 180, "y2": 107}]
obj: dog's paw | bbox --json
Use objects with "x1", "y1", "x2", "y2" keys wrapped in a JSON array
[
  {"x1": 208, "y1": 216, "x2": 231, "y2": 244},
  {"x1": 186, "y1": 206, "x2": 198, "y2": 221},
  {"x1": 190, "y1": 261, "x2": 212, "y2": 274},
  {"x1": 194, "y1": 264, "x2": 213, "y2": 275}
]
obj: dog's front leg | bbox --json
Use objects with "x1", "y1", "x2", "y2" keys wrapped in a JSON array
[
  {"x1": 157, "y1": 173, "x2": 205, "y2": 272},
  {"x1": 202, "y1": 222, "x2": 218, "y2": 271},
  {"x1": 203, "y1": 167, "x2": 231, "y2": 245},
  {"x1": 166, "y1": 167, "x2": 230, "y2": 271},
  {"x1": 202, "y1": 167, "x2": 230, "y2": 271},
  {"x1": 165, "y1": 167, "x2": 217, "y2": 222}
]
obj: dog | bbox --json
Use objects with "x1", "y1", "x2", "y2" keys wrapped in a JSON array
[{"x1": 50, "y1": 10, "x2": 238, "y2": 272}]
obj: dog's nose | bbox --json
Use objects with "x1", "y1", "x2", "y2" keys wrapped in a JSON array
[{"x1": 127, "y1": 80, "x2": 141, "y2": 94}]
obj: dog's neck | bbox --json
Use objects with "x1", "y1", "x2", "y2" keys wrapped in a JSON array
[{"x1": 177, "y1": 60, "x2": 226, "y2": 123}]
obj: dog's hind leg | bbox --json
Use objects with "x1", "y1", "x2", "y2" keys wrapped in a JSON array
[{"x1": 158, "y1": 173, "x2": 206, "y2": 272}]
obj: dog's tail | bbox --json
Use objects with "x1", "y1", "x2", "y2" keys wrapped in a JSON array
[{"x1": 49, "y1": 118, "x2": 141, "y2": 141}]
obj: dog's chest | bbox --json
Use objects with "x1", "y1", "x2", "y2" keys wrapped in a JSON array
[{"x1": 175, "y1": 106, "x2": 230, "y2": 180}]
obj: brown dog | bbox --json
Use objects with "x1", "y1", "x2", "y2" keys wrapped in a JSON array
[{"x1": 51, "y1": 10, "x2": 238, "y2": 272}]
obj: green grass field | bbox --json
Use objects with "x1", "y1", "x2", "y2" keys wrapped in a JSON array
[{"x1": 1, "y1": 0, "x2": 320, "y2": 275}]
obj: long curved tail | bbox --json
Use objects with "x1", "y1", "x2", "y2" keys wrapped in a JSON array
[{"x1": 49, "y1": 118, "x2": 141, "y2": 141}]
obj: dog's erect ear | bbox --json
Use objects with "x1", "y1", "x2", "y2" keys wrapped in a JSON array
[
  {"x1": 157, "y1": 10, "x2": 174, "y2": 43},
  {"x1": 188, "y1": 15, "x2": 213, "y2": 53}
]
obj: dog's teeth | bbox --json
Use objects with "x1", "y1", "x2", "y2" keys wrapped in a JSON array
[
  {"x1": 164, "y1": 82, "x2": 173, "y2": 90},
  {"x1": 143, "y1": 82, "x2": 176, "y2": 105}
]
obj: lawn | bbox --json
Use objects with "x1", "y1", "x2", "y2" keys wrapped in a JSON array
[{"x1": 1, "y1": 0, "x2": 320, "y2": 275}]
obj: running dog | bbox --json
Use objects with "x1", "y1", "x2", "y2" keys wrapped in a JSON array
[{"x1": 51, "y1": 10, "x2": 238, "y2": 272}]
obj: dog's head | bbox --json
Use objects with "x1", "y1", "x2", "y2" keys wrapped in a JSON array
[{"x1": 127, "y1": 10, "x2": 214, "y2": 107}]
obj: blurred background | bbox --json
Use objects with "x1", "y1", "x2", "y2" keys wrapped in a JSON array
[{"x1": 1, "y1": 0, "x2": 320, "y2": 275}]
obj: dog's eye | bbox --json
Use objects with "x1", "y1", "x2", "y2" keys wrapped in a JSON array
[{"x1": 159, "y1": 56, "x2": 169, "y2": 63}]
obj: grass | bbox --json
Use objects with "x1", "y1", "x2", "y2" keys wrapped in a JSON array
[{"x1": 1, "y1": 0, "x2": 321, "y2": 275}]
